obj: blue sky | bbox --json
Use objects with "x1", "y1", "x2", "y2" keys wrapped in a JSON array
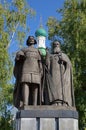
[
  {"x1": 9, "y1": 0, "x2": 65, "y2": 55},
  {"x1": 28, "y1": 0, "x2": 64, "y2": 31},
  {"x1": 27, "y1": 0, "x2": 64, "y2": 47}
]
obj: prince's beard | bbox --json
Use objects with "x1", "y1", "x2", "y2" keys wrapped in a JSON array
[{"x1": 53, "y1": 47, "x2": 61, "y2": 54}]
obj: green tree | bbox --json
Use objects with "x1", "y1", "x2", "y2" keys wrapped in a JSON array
[
  {"x1": 47, "y1": 0, "x2": 86, "y2": 129},
  {"x1": 0, "y1": 0, "x2": 35, "y2": 129}
]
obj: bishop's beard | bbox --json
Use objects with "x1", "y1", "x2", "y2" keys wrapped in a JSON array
[{"x1": 53, "y1": 47, "x2": 61, "y2": 54}]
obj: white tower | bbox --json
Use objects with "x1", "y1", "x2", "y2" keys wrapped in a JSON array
[{"x1": 35, "y1": 25, "x2": 47, "y2": 56}]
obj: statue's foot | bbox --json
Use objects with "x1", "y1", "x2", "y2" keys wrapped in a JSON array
[
  {"x1": 63, "y1": 103, "x2": 68, "y2": 107},
  {"x1": 52, "y1": 103, "x2": 58, "y2": 106},
  {"x1": 19, "y1": 101, "x2": 24, "y2": 110},
  {"x1": 57, "y1": 103, "x2": 62, "y2": 106}
]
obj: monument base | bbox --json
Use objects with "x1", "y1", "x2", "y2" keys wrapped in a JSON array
[{"x1": 15, "y1": 106, "x2": 79, "y2": 130}]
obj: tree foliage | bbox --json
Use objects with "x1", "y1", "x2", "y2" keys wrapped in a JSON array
[
  {"x1": 0, "y1": 0, "x2": 35, "y2": 129},
  {"x1": 47, "y1": 0, "x2": 86, "y2": 129}
]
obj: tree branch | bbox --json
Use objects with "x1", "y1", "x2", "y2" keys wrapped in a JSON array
[{"x1": 7, "y1": 22, "x2": 19, "y2": 49}]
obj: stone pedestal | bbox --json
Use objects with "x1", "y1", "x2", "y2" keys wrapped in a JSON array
[{"x1": 15, "y1": 106, "x2": 79, "y2": 130}]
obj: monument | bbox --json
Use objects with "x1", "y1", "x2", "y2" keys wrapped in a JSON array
[
  {"x1": 13, "y1": 27, "x2": 79, "y2": 130},
  {"x1": 43, "y1": 40, "x2": 75, "y2": 106},
  {"x1": 13, "y1": 36, "x2": 43, "y2": 108}
]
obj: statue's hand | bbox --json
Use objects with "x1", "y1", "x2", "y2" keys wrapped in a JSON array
[
  {"x1": 16, "y1": 55, "x2": 25, "y2": 60},
  {"x1": 16, "y1": 51, "x2": 25, "y2": 60},
  {"x1": 59, "y1": 56, "x2": 67, "y2": 64}
]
